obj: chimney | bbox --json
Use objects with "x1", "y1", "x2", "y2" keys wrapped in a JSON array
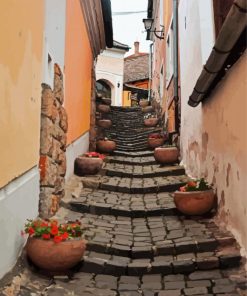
[{"x1": 134, "y1": 41, "x2": 139, "y2": 56}]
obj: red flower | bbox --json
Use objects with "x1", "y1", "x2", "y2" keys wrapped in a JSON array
[
  {"x1": 28, "y1": 227, "x2": 35, "y2": 235},
  {"x1": 54, "y1": 235, "x2": 63, "y2": 243},
  {"x1": 61, "y1": 232, "x2": 69, "y2": 240},
  {"x1": 42, "y1": 233, "x2": 51, "y2": 240},
  {"x1": 179, "y1": 186, "x2": 186, "y2": 192},
  {"x1": 187, "y1": 181, "x2": 197, "y2": 187},
  {"x1": 41, "y1": 222, "x2": 48, "y2": 227},
  {"x1": 50, "y1": 226, "x2": 59, "y2": 236}
]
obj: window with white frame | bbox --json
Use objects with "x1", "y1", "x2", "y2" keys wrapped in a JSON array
[
  {"x1": 159, "y1": 0, "x2": 164, "y2": 28},
  {"x1": 159, "y1": 64, "x2": 164, "y2": 102},
  {"x1": 166, "y1": 20, "x2": 174, "y2": 87}
]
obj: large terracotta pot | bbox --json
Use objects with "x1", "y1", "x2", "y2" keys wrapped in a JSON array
[
  {"x1": 142, "y1": 106, "x2": 154, "y2": 113},
  {"x1": 96, "y1": 104, "x2": 110, "y2": 113},
  {"x1": 74, "y1": 156, "x2": 103, "y2": 176},
  {"x1": 154, "y1": 147, "x2": 179, "y2": 164},
  {"x1": 101, "y1": 97, "x2": 112, "y2": 105},
  {"x1": 174, "y1": 189, "x2": 215, "y2": 215},
  {"x1": 148, "y1": 138, "x2": 165, "y2": 149},
  {"x1": 97, "y1": 140, "x2": 116, "y2": 153},
  {"x1": 144, "y1": 118, "x2": 158, "y2": 127},
  {"x1": 97, "y1": 119, "x2": 112, "y2": 129},
  {"x1": 139, "y1": 100, "x2": 149, "y2": 108},
  {"x1": 26, "y1": 238, "x2": 86, "y2": 272}
]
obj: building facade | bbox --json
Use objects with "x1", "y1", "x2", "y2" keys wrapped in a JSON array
[
  {"x1": 96, "y1": 40, "x2": 129, "y2": 106},
  {"x1": 0, "y1": 0, "x2": 112, "y2": 279}
]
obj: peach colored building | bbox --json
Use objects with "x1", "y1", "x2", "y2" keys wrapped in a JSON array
[{"x1": 0, "y1": 0, "x2": 113, "y2": 279}]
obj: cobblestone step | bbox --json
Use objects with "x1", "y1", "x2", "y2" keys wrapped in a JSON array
[
  {"x1": 115, "y1": 146, "x2": 149, "y2": 152},
  {"x1": 103, "y1": 164, "x2": 184, "y2": 178},
  {"x1": 113, "y1": 150, "x2": 154, "y2": 157},
  {"x1": 107, "y1": 155, "x2": 157, "y2": 166},
  {"x1": 98, "y1": 175, "x2": 189, "y2": 194},
  {"x1": 69, "y1": 193, "x2": 178, "y2": 218}
]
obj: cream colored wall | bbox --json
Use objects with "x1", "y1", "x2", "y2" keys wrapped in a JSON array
[
  {"x1": 179, "y1": 0, "x2": 247, "y2": 253},
  {"x1": 0, "y1": 1, "x2": 44, "y2": 188}
]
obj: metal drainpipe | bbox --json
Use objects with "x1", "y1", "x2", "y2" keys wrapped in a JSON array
[
  {"x1": 148, "y1": 42, "x2": 153, "y2": 101},
  {"x1": 173, "y1": 0, "x2": 179, "y2": 132}
]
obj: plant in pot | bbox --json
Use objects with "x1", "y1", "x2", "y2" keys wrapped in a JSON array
[
  {"x1": 174, "y1": 178, "x2": 215, "y2": 215},
  {"x1": 97, "y1": 119, "x2": 112, "y2": 129},
  {"x1": 139, "y1": 99, "x2": 149, "y2": 108},
  {"x1": 96, "y1": 103, "x2": 111, "y2": 113},
  {"x1": 101, "y1": 97, "x2": 112, "y2": 105},
  {"x1": 74, "y1": 152, "x2": 105, "y2": 176},
  {"x1": 148, "y1": 133, "x2": 165, "y2": 149},
  {"x1": 24, "y1": 219, "x2": 86, "y2": 273},
  {"x1": 144, "y1": 114, "x2": 159, "y2": 127},
  {"x1": 154, "y1": 145, "x2": 179, "y2": 164},
  {"x1": 97, "y1": 137, "x2": 116, "y2": 153}
]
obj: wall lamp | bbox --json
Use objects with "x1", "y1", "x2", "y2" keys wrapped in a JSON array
[{"x1": 143, "y1": 18, "x2": 164, "y2": 40}]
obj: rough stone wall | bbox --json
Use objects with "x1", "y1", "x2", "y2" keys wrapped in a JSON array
[
  {"x1": 89, "y1": 67, "x2": 97, "y2": 151},
  {"x1": 39, "y1": 64, "x2": 68, "y2": 218}
]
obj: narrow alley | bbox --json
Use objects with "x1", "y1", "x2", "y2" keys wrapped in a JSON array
[
  {"x1": 0, "y1": 0, "x2": 247, "y2": 295},
  {"x1": 1, "y1": 107, "x2": 246, "y2": 295}
]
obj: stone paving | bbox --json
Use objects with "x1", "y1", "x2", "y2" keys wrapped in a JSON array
[{"x1": 0, "y1": 107, "x2": 246, "y2": 295}]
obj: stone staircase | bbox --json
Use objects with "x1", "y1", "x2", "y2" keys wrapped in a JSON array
[
  {"x1": 64, "y1": 106, "x2": 246, "y2": 295},
  {"x1": 2, "y1": 106, "x2": 245, "y2": 295}
]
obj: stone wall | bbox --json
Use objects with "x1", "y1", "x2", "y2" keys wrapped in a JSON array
[
  {"x1": 39, "y1": 64, "x2": 68, "y2": 218},
  {"x1": 89, "y1": 67, "x2": 97, "y2": 151}
]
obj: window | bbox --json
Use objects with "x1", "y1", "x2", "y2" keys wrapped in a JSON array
[
  {"x1": 96, "y1": 80, "x2": 111, "y2": 98},
  {"x1": 159, "y1": 0, "x2": 164, "y2": 28},
  {"x1": 159, "y1": 65, "x2": 164, "y2": 102},
  {"x1": 166, "y1": 20, "x2": 174, "y2": 87}
]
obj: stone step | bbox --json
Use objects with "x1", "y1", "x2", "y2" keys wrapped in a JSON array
[
  {"x1": 115, "y1": 146, "x2": 149, "y2": 152},
  {"x1": 97, "y1": 175, "x2": 189, "y2": 194},
  {"x1": 107, "y1": 156, "x2": 157, "y2": 166},
  {"x1": 113, "y1": 150, "x2": 154, "y2": 157},
  {"x1": 81, "y1": 250, "x2": 241, "y2": 276},
  {"x1": 104, "y1": 164, "x2": 185, "y2": 178},
  {"x1": 69, "y1": 192, "x2": 178, "y2": 218}
]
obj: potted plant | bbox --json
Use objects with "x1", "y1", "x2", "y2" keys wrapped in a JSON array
[
  {"x1": 96, "y1": 104, "x2": 111, "y2": 113},
  {"x1": 101, "y1": 97, "x2": 112, "y2": 105},
  {"x1": 97, "y1": 119, "x2": 112, "y2": 129},
  {"x1": 148, "y1": 133, "x2": 165, "y2": 149},
  {"x1": 142, "y1": 105, "x2": 154, "y2": 113},
  {"x1": 74, "y1": 152, "x2": 105, "y2": 176},
  {"x1": 174, "y1": 178, "x2": 215, "y2": 215},
  {"x1": 139, "y1": 99, "x2": 149, "y2": 108},
  {"x1": 144, "y1": 115, "x2": 159, "y2": 127},
  {"x1": 24, "y1": 219, "x2": 86, "y2": 273},
  {"x1": 97, "y1": 137, "x2": 116, "y2": 153},
  {"x1": 154, "y1": 145, "x2": 179, "y2": 164}
]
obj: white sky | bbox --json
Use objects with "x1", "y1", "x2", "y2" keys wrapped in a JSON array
[{"x1": 111, "y1": 0, "x2": 152, "y2": 56}]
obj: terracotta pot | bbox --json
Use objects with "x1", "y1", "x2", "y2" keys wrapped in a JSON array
[
  {"x1": 74, "y1": 156, "x2": 103, "y2": 176},
  {"x1": 148, "y1": 138, "x2": 165, "y2": 149},
  {"x1": 154, "y1": 147, "x2": 179, "y2": 164},
  {"x1": 97, "y1": 119, "x2": 112, "y2": 129},
  {"x1": 101, "y1": 97, "x2": 112, "y2": 105},
  {"x1": 97, "y1": 140, "x2": 116, "y2": 153},
  {"x1": 144, "y1": 118, "x2": 159, "y2": 127},
  {"x1": 142, "y1": 106, "x2": 154, "y2": 113},
  {"x1": 174, "y1": 189, "x2": 215, "y2": 215},
  {"x1": 139, "y1": 100, "x2": 149, "y2": 108},
  {"x1": 96, "y1": 104, "x2": 110, "y2": 113},
  {"x1": 26, "y1": 238, "x2": 86, "y2": 272}
]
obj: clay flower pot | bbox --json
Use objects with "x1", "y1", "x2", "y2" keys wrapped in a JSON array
[
  {"x1": 96, "y1": 104, "x2": 110, "y2": 113},
  {"x1": 97, "y1": 119, "x2": 112, "y2": 129},
  {"x1": 101, "y1": 97, "x2": 112, "y2": 105},
  {"x1": 97, "y1": 140, "x2": 116, "y2": 153},
  {"x1": 26, "y1": 238, "x2": 86, "y2": 272},
  {"x1": 144, "y1": 118, "x2": 158, "y2": 127},
  {"x1": 174, "y1": 189, "x2": 215, "y2": 215},
  {"x1": 148, "y1": 138, "x2": 165, "y2": 149},
  {"x1": 154, "y1": 147, "x2": 179, "y2": 164},
  {"x1": 139, "y1": 100, "x2": 149, "y2": 108},
  {"x1": 142, "y1": 106, "x2": 154, "y2": 113},
  {"x1": 74, "y1": 156, "x2": 103, "y2": 176}
]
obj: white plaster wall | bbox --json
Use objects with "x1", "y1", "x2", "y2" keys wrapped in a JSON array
[
  {"x1": 43, "y1": 0, "x2": 66, "y2": 85},
  {"x1": 65, "y1": 132, "x2": 89, "y2": 180},
  {"x1": 0, "y1": 167, "x2": 39, "y2": 279},
  {"x1": 179, "y1": 0, "x2": 215, "y2": 176},
  {"x1": 96, "y1": 48, "x2": 126, "y2": 106}
]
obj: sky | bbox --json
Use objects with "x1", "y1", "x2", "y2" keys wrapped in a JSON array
[{"x1": 111, "y1": 0, "x2": 152, "y2": 56}]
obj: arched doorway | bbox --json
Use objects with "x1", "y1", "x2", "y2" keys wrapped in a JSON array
[{"x1": 96, "y1": 79, "x2": 112, "y2": 98}]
